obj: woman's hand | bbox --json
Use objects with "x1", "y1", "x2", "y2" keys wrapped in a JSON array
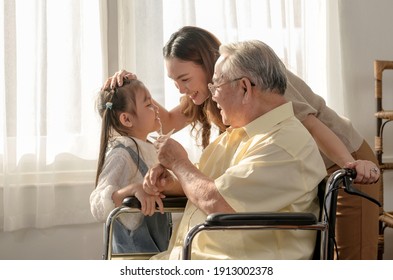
[
  {"x1": 344, "y1": 160, "x2": 380, "y2": 184},
  {"x1": 101, "y1": 69, "x2": 137, "y2": 90}
]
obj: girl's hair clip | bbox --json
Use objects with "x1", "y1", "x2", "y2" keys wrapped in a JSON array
[{"x1": 105, "y1": 102, "x2": 113, "y2": 110}]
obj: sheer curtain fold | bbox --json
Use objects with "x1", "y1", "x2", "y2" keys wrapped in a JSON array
[{"x1": 1, "y1": 0, "x2": 108, "y2": 231}]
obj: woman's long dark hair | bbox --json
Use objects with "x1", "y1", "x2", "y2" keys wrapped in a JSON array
[{"x1": 163, "y1": 26, "x2": 227, "y2": 148}]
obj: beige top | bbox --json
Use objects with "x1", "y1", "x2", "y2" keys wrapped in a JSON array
[
  {"x1": 285, "y1": 70, "x2": 364, "y2": 168},
  {"x1": 151, "y1": 102, "x2": 327, "y2": 260}
]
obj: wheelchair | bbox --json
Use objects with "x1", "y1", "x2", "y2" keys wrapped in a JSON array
[
  {"x1": 103, "y1": 197, "x2": 187, "y2": 260},
  {"x1": 102, "y1": 168, "x2": 380, "y2": 260}
]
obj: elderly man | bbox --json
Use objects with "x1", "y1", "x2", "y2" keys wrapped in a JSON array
[{"x1": 143, "y1": 40, "x2": 327, "y2": 260}]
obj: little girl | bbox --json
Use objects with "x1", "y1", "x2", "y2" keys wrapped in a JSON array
[{"x1": 90, "y1": 79, "x2": 171, "y2": 254}]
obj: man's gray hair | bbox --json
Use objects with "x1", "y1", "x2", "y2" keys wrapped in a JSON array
[{"x1": 219, "y1": 40, "x2": 287, "y2": 95}]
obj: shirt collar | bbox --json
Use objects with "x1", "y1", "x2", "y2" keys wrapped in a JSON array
[{"x1": 242, "y1": 102, "x2": 294, "y2": 138}]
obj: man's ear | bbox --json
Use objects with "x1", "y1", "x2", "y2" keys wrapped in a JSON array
[
  {"x1": 241, "y1": 78, "x2": 252, "y2": 104},
  {"x1": 119, "y1": 112, "x2": 133, "y2": 128},
  {"x1": 240, "y1": 79, "x2": 248, "y2": 94}
]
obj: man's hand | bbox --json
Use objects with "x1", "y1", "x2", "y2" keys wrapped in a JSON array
[
  {"x1": 143, "y1": 164, "x2": 181, "y2": 197},
  {"x1": 143, "y1": 164, "x2": 167, "y2": 196},
  {"x1": 154, "y1": 138, "x2": 189, "y2": 170}
]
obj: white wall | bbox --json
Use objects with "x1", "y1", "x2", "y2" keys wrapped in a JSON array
[{"x1": 0, "y1": 0, "x2": 392, "y2": 260}]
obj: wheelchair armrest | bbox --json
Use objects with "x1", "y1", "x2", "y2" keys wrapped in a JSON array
[
  {"x1": 205, "y1": 212, "x2": 317, "y2": 226},
  {"x1": 122, "y1": 196, "x2": 188, "y2": 209},
  {"x1": 182, "y1": 212, "x2": 320, "y2": 260}
]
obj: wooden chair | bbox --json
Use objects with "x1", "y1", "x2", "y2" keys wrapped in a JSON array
[{"x1": 374, "y1": 60, "x2": 393, "y2": 259}]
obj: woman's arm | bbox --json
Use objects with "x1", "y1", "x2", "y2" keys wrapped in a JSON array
[
  {"x1": 302, "y1": 114, "x2": 354, "y2": 167},
  {"x1": 154, "y1": 103, "x2": 189, "y2": 134},
  {"x1": 302, "y1": 114, "x2": 379, "y2": 183}
]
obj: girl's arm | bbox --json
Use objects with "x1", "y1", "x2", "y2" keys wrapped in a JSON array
[
  {"x1": 111, "y1": 183, "x2": 142, "y2": 207},
  {"x1": 112, "y1": 183, "x2": 165, "y2": 216}
]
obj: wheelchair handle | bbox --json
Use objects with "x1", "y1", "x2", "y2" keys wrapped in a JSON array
[{"x1": 342, "y1": 168, "x2": 381, "y2": 207}]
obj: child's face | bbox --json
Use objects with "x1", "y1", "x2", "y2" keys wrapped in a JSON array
[{"x1": 132, "y1": 87, "x2": 161, "y2": 139}]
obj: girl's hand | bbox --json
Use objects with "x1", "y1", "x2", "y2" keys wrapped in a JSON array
[
  {"x1": 101, "y1": 69, "x2": 137, "y2": 90},
  {"x1": 134, "y1": 186, "x2": 165, "y2": 216},
  {"x1": 111, "y1": 183, "x2": 164, "y2": 215},
  {"x1": 344, "y1": 160, "x2": 380, "y2": 184}
]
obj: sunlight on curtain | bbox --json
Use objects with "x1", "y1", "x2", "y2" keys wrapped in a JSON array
[
  {"x1": 0, "y1": 0, "x2": 107, "y2": 231},
  {"x1": 163, "y1": 0, "x2": 326, "y2": 103},
  {"x1": 326, "y1": 0, "x2": 344, "y2": 115},
  {"x1": 116, "y1": 0, "x2": 165, "y2": 106}
]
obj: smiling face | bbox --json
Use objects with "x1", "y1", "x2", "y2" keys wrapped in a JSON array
[
  {"x1": 119, "y1": 86, "x2": 161, "y2": 140},
  {"x1": 165, "y1": 57, "x2": 210, "y2": 105},
  {"x1": 127, "y1": 86, "x2": 161, "y2": 140},
  {"x1": 211, "y1": 55, "x2": 245, "y2": 128}
]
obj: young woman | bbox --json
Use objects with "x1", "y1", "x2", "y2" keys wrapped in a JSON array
[
  {"x1": 104, "y1": 26, "x2": 380, "y2": 259},
  {"x1": 90, "y1": 79, "x2": 171, "y2": 254}
]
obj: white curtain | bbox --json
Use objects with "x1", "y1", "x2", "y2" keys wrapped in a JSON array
[
  {"x1": 1, "y1": 0, "x2": 330, "y2": 231},
  {"x1": 326, "y1": 0, "x2": 345, "y2": 116},
  {"x1": 0, "y1": 0, "x2": 107, "y2": 231}
]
